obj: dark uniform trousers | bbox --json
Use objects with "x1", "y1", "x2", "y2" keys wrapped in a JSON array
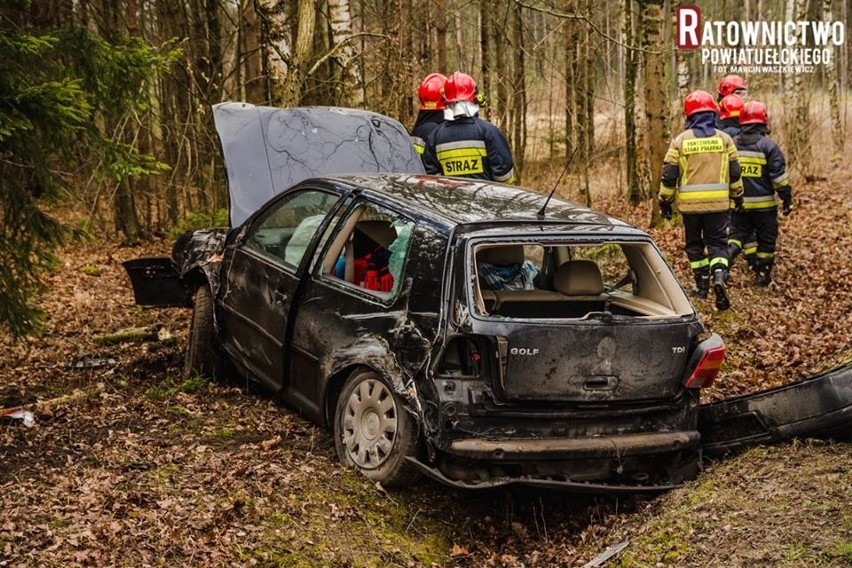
[{"x1": 683, "y1": 212, "x2": 729, "y2": 270}]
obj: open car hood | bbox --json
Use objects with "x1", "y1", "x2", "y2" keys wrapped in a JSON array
[{"x1": 213, "y1": 103, "x2": 425, "y2": 226}]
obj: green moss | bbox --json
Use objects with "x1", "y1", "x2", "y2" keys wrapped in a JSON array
[
  {"x1": 146, "y1": 376, "x2": 208, "y2": 400},
  {"x1": 213, "y1": 427, "x2": 235, "y2": 438},
  {"x1": 827, "y1": 541, "x2": 852, "y2": 561},
  {"x1": 616, "y1": 519, "x2": 692, "y2": 566},
  {"x1": 80, "y1": 264, "x2": 102, "y2": 276},
  {"x1": 166, "y1": 404, "x2": 190, "y2": 416},
  {"x1": 242, "y1": 472, "x2": 451, "y2": 567}
]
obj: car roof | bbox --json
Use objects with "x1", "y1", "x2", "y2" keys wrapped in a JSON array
[{"x1": 322, "y1": 173, "x2": 647, "y2": 237}]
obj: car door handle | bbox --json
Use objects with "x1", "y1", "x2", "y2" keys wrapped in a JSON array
[{"x1": 274, "y1": 288, "x2": 289, "y2": 303}]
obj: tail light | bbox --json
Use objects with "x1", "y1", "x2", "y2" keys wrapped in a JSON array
[{"x1": 683, "y1": 334, "x2": 725, "y2": 389}]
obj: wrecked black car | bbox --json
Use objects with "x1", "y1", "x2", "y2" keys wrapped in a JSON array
[{"x1": 125, "y1": 104, "x2": 727, "y2": 491}]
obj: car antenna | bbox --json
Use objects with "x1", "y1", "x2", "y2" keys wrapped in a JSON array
[{"x1": 537, "y1": 147, "x2": 577, "y2": 220}]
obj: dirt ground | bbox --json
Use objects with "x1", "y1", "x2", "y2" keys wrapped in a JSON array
[{"x1": 1, "y1": 167, "x2": 850, "y2": 567}]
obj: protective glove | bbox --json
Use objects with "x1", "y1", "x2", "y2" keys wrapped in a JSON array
[
  {"x1": 659, "y1": 199, "x2": 673, "y2": 220},
  {"x1": 732, "y1": 196, "x2": 744, "y2": 213},
  {"x1": 782, "y1": 196, "x2": 794, "y2": 216}
]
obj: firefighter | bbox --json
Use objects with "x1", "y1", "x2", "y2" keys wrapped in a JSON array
[
  {"x1": 659, "y1": 90, "x2": 743, "y2": 311},
  {"x1": 718, "y1": 93, "x2": 757, "y2": 270},
  {"x1": 727, "y1": 101, "x2": 794, "y2": 286},
  {"x1": 716, "y1": 74, "x2": 747, "y2": 102},
  {"x1": 718, "y1": 94, "x2": 744, "y2": 137},
  {"x1": 422, "y1": 72, "x2": 516, "y2": 184},
  {"x1": 410, "y1": 73, "x2": 446, "y2": 157}
]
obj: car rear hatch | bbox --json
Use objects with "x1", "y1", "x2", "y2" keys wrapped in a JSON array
[
  {"x1": 491, "y1": 320, "x2": 698, "y2": 402},
  {"x1": 458, "y1": 235, "x2": 703, "y2": 403}
]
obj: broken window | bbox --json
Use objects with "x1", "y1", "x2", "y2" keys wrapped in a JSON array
[
  {"x1": 471, "y1": 241, "x2": 691, "y2": 319},
  {"x1": 318, "y1": 203, "x2": 414, "y2": 299}
]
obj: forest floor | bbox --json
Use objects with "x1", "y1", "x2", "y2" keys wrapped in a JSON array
[{"x1": 1, "y1": 167, "x2": 850, "y2": 567}]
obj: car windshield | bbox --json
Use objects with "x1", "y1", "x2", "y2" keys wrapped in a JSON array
[{"x1": 468, "y1": 240, "x2": 693, "y2": 320}]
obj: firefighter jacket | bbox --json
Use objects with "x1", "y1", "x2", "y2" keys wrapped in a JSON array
[
  {"x1": 410, "y1": 110, "x2": 444, "y2": 156},
  {"x1": 423, "y1": 116, "x2": 516, "y2": 184},
  {"x1": 719, "y1": 118, "x2": 741, "y2": 138},
  {"x1": 733, "y1": 125, "x2": 792, "y2": 210},
  {"x1": 660, "y1": 112, "x2": 743, "y2": 214}
]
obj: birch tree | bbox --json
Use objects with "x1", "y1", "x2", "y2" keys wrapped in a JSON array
[
  {"x1": 640, "y1": 0, "x2": 668, "y2": 224},
  {"x1": 328, "y1": 0, "x2": 362, "y2": 107}
]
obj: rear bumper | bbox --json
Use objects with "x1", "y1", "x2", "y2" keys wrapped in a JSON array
[
  {"x1": 447, "y1": 430, "x2": 700, "y2": 461},
  {"x1": 407, "y1": 430, "x2": 701, "y2": 492},
  {"x1": 699, "y1": 363, "x2": 852, "y2": 454}
]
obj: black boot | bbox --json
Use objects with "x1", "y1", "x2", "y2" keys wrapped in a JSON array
[
  {"x1": 727, "y1": 243, "x2": 741, "y2": 262},
  {"x1": 754, "y1": 260, "x2": 773, "y2": 286},
  {"x1": 692, "y1": 268, "x2": 710, "y2": 299},
  {"x1": 713, "y1": 268, "x2": 730, "y2": 310}
]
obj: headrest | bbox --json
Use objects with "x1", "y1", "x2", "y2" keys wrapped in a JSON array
[
  {"x1": 477, "y1": 245, "x2": 525, "y2": 265},
  {"x1": 554, "y1": 260, "x2": 604, "y2": 296},
  {"x1": 355, "y1": 220, "x2": 397, "y2": 249}
]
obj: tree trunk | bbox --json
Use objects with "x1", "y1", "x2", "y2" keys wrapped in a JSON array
[
  {"x1": 242, "y1": 0, "x2": 265, "y2": 103},
  {"x1": 576, "y1": 0, "x2": 591, "y2": 205},
  {"x1": 480, "y1": 0, "x2": 492, "y2": 121},
  {"x1": 510, "y1": 0, "x2": 526, "y2": 180},
  {"x1": 435, "y1": 0, "x2": 447, "y2": 72},
  {"x1": 624, "y1": 0, "x2": 640, "y2": 206},
  {"x1": 784, "y1": 0, "x2": 811, "y2": 178},
  {"x1": 563, "y1": 0, "x2": 577, "y2": 159},
  {"x1": 281, "y1": 0, "x2": 316, "y2": 106},
  {"x1": 823, "y1": 0, "x2": 842, "y2": 160},
  {"x1": 640, "y1": 0, "x2": 667, "y2": 225},
  {"x1": 328, "y1": 0, "x2": 362, "y2": 107}
]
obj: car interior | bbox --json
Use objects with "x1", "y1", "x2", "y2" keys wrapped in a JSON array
[
  {"x1": 320, "y1": 205, "x2": 408, "y2": 296},
  {"x1": 473, "y1": 243, "x2": 692, "y2": 319}
]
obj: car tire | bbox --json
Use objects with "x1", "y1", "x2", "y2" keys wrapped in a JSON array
[
  {"x1": 334, "y1": 370, "x2": 422, "y2": 487},
  {"x1": 184, "y1": 284, "x2": 221, "y2": 380}
]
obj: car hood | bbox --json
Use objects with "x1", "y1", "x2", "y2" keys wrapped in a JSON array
[{"x1": 213, "y1": 103, "x2": 425, "y2": 226}]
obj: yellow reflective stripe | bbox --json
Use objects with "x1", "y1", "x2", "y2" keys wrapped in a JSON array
[
  {"x1": 710, "y1": 257, "x2": 729, "y2": 268},
  {"x1": 739, "y1": 155, "x2": 767, "y2": 165},
  {"x1": 678, "y1": 155, "x2": 688, "y2": 186},
  {"x1": 436, "y1": 147, "x2": 487, "y2": 160},
  {"x1": 682, "y1": 137, "x2": 724, "y2": 155},
  {"x1": 756, "y1": 252, "x2": 774, "y2": 259},
  {"x1": 744, "y1": 245, "x2": 757, "y2": 255},
  {"x1": 690, "y1": 258, "x2": 709, "y2": 269},
  {"x1": 411, "y1": 136, "x2": 426, "y2": 154},
  {"x1": 679, "y1": 190, "x2": 730, "y2": 200},
  {"x1": 738, "y1": 150, "x2": 766, "y2": 160},
  {"x1": 680, "y1": 182, "x2": 728, "y2": 190},
  {"x1": 728, "y1": 238, "x2": 743, "y2": 248},
  {"x1": 679, "y1": 191, "x2": 730, "y2": 201},
  {"x1": 660, "y1": 185, "x2": 676, "y2": 199},
  {"x1": 743, "y1": 200, "x2": 776, "y2": 209}
]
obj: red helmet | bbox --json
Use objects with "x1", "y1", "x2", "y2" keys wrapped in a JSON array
[
  {"x1": 740, "y1": 101, "x2": 768, "y2": 125},
  {"x1": 717, "y1": 74, "x2": 747, "y2": 98},
  {"x1": 684, "y1": 90, "x2": 717, "y2": 117},
  {"x1": 443, "y1": 72, "x2": 478, "y2": 104},
  {"x1": 418, "y1": 73, "x2": 447, "y2": 110},
  {"x1": 718, "y1": 94, "x2": 744, "y2": 120}
]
